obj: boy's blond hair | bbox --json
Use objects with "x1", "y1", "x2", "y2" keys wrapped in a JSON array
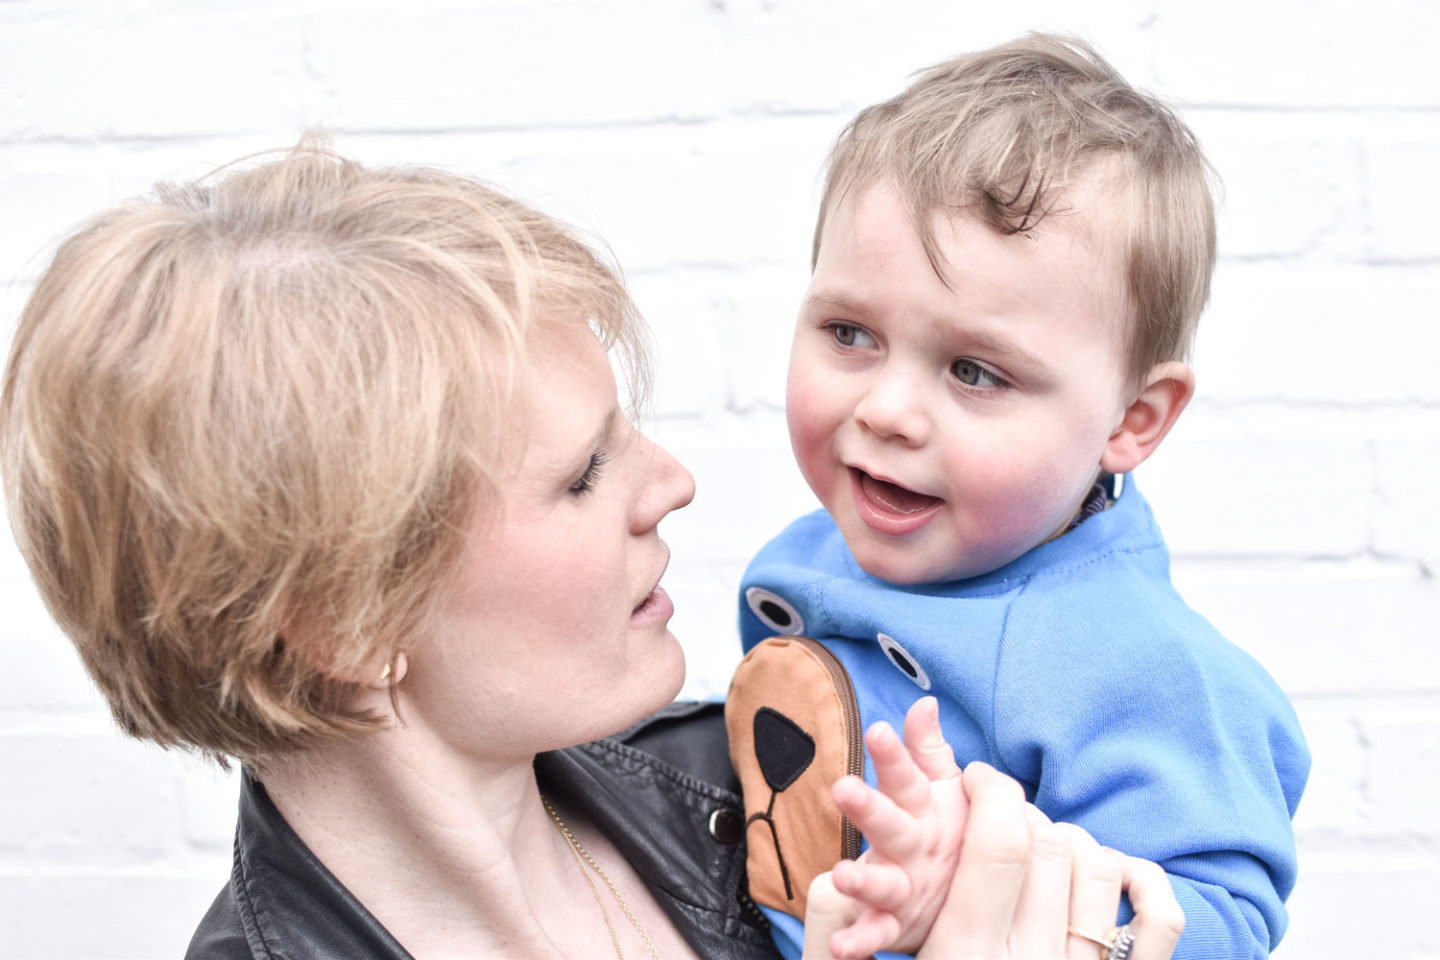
[
  {"x1": 1, "y1": 138, "x2": 648, "y2": 768},
  {"x1": 816, "y1": 33, "x2": 1215, "y2": 385}
]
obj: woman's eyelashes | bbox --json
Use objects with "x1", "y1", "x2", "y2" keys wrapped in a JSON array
[
  {"x1": 951, "y1": 357, "x2": 1010, "y2": 390},
  {"x1": 825, "y1": 321, "x2": 876, "y2": 349},
  {"x1": 568, "y1": 449, "x2": 611, "y2": 496}
]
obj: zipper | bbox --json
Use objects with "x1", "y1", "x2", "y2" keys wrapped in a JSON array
[
  {"x1": 736, "y1": 887, "x2": 770, "y2": 930},
  {"x1": 788, "y1": 635, "x2": 863, "y2": 861}
]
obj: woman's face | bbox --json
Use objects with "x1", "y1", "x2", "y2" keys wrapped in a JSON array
[{"x1": 403, "y1": 322, "x2": 696, "y2": 758}]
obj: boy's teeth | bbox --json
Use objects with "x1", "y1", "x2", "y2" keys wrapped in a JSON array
[{"x1": 860, "y1": 472, "x2": 940, "y2": 514}]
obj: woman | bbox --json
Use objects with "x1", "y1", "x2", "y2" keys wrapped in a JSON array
[{"x1": 1, "y1": 141, "x2": 1181, "y2": 960}]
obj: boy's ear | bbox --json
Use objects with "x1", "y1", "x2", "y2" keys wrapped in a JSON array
[{"x1": 1100, "y1": 361, "x2": 1195, "y2": 475}]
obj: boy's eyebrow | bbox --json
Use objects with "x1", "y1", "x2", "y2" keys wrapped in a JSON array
[
  {"x1": 803, "y1": 291, "x2": 872, "y2": 319},
  {"x1": 949, "y1": 329, "x2": 1048, "y2": 371}
]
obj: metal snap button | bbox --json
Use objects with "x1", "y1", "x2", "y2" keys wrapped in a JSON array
[{"x1": 708, "y1": 808, "x2": 743, "y2": 844}]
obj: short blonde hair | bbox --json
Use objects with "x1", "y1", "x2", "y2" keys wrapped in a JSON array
[
  {"x1": 1, "y1": 138, "x2": 648, "y2": 767},
  {"x1": 816, "y1": 33, "x2": 1216, "y2": 384}
]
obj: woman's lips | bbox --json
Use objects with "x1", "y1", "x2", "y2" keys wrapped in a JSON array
[
  {"x1": 631, "y1": 584, "x2": 674, "y2": 626},
  {"x1": 850, "y1": 468, "x2": 942, "y2": 536}
]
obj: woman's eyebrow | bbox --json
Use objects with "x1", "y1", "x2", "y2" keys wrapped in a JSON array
[
  {"x1": 570, "y1": 408, "x2": 617, "y2": 467},
  {"x1": 594, "y1": 408, "x2": 618, "y2": 445}
]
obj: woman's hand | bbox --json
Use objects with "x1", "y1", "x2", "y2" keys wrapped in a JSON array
[
  {"x1": 925, "y1": 762, "x2": 1183, "y2": 960},
  {"x1": 801, "y1": 761, "x2": 1185, "y2": 960}
]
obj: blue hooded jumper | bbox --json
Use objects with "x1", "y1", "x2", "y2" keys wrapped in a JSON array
[{"x1": 738, "y1": 480, "x2": 1309, "y2": 960}]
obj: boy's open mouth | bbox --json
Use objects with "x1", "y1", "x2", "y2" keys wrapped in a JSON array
[
  {"x1": 850, "y1": 468, "x2": 942, "y2": 534},
  {"x1": 857, "y1": 470, "x2": 938, "y2": 513}
]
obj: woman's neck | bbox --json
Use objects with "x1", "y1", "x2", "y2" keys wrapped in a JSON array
[{"x1": 260, "y1": 726, "x2": 590, "y2": 958}]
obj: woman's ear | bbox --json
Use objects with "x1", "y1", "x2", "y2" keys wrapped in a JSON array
[
  {"x1": 1100, "y1": 361, "x2": 1195, "y2": 475},
  {"x1": 293, "y1": 627, "x2": 408, "y2": 691},
  {"x1": 368, "y1": 652, "x2": 409, "y2": 690}
]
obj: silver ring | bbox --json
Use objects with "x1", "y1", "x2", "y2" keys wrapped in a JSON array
[{"x1": 1106, "y1": 923, "x2": 1135, "y2": 960}]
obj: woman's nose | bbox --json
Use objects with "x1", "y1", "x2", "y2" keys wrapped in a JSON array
[
  {"x1": 853, "y1": 367, "x2": 929, "y2": 446},
  {"x1": 631, "y1": 437, "x2": 696, "y2": 534}
]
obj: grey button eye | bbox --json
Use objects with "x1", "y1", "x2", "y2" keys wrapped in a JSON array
[
  {"x1": 877, "y1": 633, "x2": 931, "y2": 690},
  {"x1": 745, "y1": 587, "x2": 805, "y2": 635}
]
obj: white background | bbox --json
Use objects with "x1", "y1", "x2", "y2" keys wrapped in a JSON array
[{"x1": 1, "y1": 1, "x2": 1437, "y2": 957}]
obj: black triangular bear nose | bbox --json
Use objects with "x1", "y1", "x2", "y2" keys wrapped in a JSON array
[{"x1": 753, "y1": 707, "x2": 816, "y2": 793}]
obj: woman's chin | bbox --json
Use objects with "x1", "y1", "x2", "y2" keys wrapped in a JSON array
[
  {"x1": 608, "y1": 633, "x2": 687, "y2": 734},
  {"x1": 659, "y1": 633, "x2": 688, "y2": 699},
  {"x1": 640, "y1": 632, "x2": 688, "y2": 710}
]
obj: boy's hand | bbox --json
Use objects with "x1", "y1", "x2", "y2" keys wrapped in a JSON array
[
  {"x1": 824, "y1": 696, "x2": 967, "y2": 959},
  {"x1": 800, "y1": 872, "x2": 860, "y2": 960}
]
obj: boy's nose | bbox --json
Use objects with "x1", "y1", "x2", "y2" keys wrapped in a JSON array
[{"x1": 853, "y1": 369, "x2": 929, "y2": 446}]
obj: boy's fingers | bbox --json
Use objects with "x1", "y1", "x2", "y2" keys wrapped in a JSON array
[
  {"x1": 832, "y1": 775, "x2": 923, "y2": 862},
  {"x1": 801, "y1": 872, "x2": 855, "y2": 960},
  {"x1": 829, "y1": 910, "x2": 901, "y2": 960},
  {"x1": 866, "y1": 720, "x2": 932, "y2": 816},
  {"x1": 902, "y1": 696, "x2": 961, "y2": 781},
  {"x1": 831, "y1": 856, "x2": 913, "y2": 911}
]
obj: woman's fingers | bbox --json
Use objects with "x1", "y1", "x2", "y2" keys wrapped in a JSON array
[
  {"x1": 1060, "y1": 824, "x2": 1124, "y2": 960},
  {"x1": 1119, "y1": 854, "x2": 1185, "y2": 960},
  {"x1": 920, "y1": 763, "x2": 1032, "y2": 956},
  {"x1": 899, "y1": 761, "x2": 1175, "y2": 960},
  {"x1": 1006, "y1": 805, "x2": 1071, "y2": 958}
]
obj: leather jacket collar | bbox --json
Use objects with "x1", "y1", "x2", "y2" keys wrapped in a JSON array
[{"x1": 187, "y1": 701, "x2": 779, "y2": 960}]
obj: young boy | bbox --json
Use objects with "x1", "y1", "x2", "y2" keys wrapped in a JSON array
[{"x1": 726, "y1": 33, "x2": 1310, "y2": 960}]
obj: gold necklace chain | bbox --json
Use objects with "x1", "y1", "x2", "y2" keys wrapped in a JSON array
[{"x1": 541, "y1": 794, "x2": 662, "y2": 960}]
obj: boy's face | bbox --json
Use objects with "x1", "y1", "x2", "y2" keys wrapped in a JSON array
[{"x1": 787, "y1": 180, "x2": 1135, "y2": 584}]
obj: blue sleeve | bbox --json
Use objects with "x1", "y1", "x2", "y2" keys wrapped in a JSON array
[{"x1": 993, "y1": 579, "x2": 1310, "y2": 958}]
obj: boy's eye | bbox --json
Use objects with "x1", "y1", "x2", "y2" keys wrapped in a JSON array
[
  {"x1": 827, "y1": 322, "x2": 875, "y2": 348},
  {"x1": 951, "y1": 358, "x2": 1008, "y2": 389}
]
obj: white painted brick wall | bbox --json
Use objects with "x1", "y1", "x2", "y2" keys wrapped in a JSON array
[{"x1": 1, "y1": 1, "x2": 1435, "y2": 957}]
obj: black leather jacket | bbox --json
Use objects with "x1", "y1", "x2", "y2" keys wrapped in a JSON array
[{"x1": 186, "y1": 701, "x2": 781, "y2": 959}]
